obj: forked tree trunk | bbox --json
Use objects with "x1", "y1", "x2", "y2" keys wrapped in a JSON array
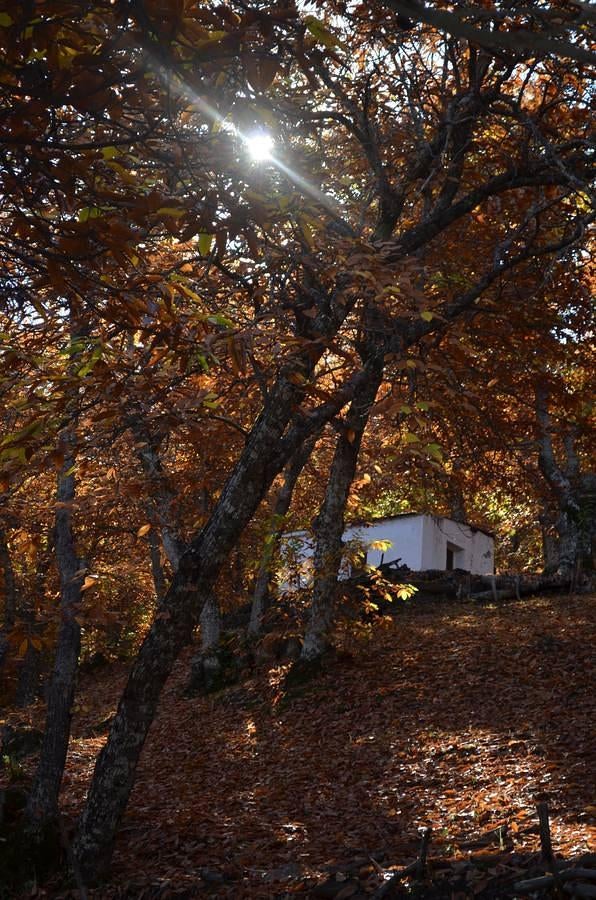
[
  {"x1": 72, "y1": 371, "x2": 329, "y2": 881},
  {"x1": 134, "y1": 427, "x2": 184, "y2": 603},
  {"x1": 25, "y1": 427, "x2": 83, "y2": 834},
  {"x1": 249, "y1": 435, "x2": 317, "y2": 637},
  {"x1": 301, "y1": 359, "x2": 384, "y2": 661}
]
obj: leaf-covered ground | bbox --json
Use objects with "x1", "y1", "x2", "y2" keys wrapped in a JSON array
[{"x1": 7, "y1": 594, "x2": 596, "y2": 896}]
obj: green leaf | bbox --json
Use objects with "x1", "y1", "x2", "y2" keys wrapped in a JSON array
[
  {"x1": 425, "y1": 442, "x2": 443, "y2": 461},
  {"x1": 420, "y1": 310, "x2": 434, "y2": 322},
  {"x1": 403, "y1": 432, "x2": 420, "y2": 444},
  {"x1": 0, "y1": 13, "x2": 13, "y2": 26},
  {"x1": 101, "y1": 146, "x2": 119, "y2": 160},
  {"x1": 78, "y1": 206, "x2": 102, "y2": 223},
  {"x1": 77, "y1": 344, "x2": 103, "y2": 377},
  {"x1": 0, "y1": 420, "x2": 43, "y2": 447},
  {"x1": 198, "y1": 233, "x2": 214, "y2": 256},
  {"x1": 0, "y1": 447, "x2": 27, "y2": 464},
  {"x1": 206, "y1": 313, "x2": 233, "y2": 327}
]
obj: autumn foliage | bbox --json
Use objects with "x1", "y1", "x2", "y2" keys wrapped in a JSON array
[{"x1": 0, "y1": 0, "x2": 594, "y2": 893}]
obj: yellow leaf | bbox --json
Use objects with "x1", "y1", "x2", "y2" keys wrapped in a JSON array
[
  {"x1": 0, "y1": 13, "x2": 13, "y2": 26},
  {"x1": 137, "y1": 524, "x2": 152, "y2": 537},
  {"x1": 287, "y1": 371, "x2": 306, "y2": 385},
  {"x1": 18, "y1": 639, "x2": 28, "y2": 657},
  {"x1": 81, "y1": 576, "x2": 97, "y2": 591},
  {"x1": 304, "y1": 15, "x2": 346, "y2": 50},
  {"x1": 420, "y1": 310, "x2": 434, "y2": 322},
  {"x1": 157, "y1": 206, "x2": 187, "y2": 219},
  {"x1": 346, "y1": 428, "x2": 356, "y2": 444}
]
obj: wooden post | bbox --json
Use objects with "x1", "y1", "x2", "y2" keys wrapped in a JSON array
[
  {"x1": 416, "y1": 826, "x2": 432, "y2": 878},
  {"x1": 490, "y1": 575, "x2": 498, "y2": 603}
]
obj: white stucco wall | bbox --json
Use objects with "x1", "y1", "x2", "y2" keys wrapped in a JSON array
[
  {"x1": 278, "y1": 514, "x2": 494, "y2": 589},
  {"x1": 345, "y1": 516, "x2": 425, "y2": 570},
  {"x1": 420, "y1": 516, "x2": 494, "y2": 573}
]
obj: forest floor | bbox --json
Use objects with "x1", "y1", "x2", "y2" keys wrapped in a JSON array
[{"x1": 4, "y1": 592, "x2": 596, "y2": 897}]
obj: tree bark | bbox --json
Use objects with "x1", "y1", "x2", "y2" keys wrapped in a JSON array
[
  {"x1": 301, "y1": 359, "x2": 384, "y2": 661},
  {"x1": 72, "y1": 370, "x2": 332, "y2": 882},
  {"x1": 249, "y1": 435, "x2": 317, "y2": 637},
  {"x1": 25, "y1": 426, "x2": 83, "y2": 833},
  {"x1": 147, "y1": 527, "x2": 167, "y2": 602},
  {"x1": 186, "y1": 595, "x2": 223, "y2": 694},
  {"x1": 0, "y1": 525, "x2": 17, "y2": 667},
  {"x1": 535, "y1": 386, "x2": 582, "y2": 576}
]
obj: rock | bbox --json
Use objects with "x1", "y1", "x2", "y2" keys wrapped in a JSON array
[
  {"x1": 199, "y1": 867, "x2": 225, "y2": 884},
  {"x1": 263, "y1": 862, "x2": 302, "y2": 882}
]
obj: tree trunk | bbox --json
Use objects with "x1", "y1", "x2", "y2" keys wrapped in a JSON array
[
  {"x1": 535, "y1": 385, "x2": 582, "y2": 577},
  {"x1": 14, "y1": 640, "x2": 42, "y2": 708},
  {"x1": 135, "y1": 435, "x2": 184, "y2": 571},
  {"x1": 248, "y1": 435, "x2": 317, "y2": 637},
  {"x1": 72, "y1": 370, "x2": 330, "y2": 882},
  {"x1": 301, "y1": 360, "x2": 384, "y2": 661},
  {"x1": 25, "y1": 427, "x2": 83, "y2": 834},
  {"x1": 540, "y1": 515, "x2": 560, "y2": 573},
  {"x1": 0, "y1": 525, "x2": 17, "y2": 667},
  {"x1": 186, "y1": 595, "x2": 223, "y2": 694},
  {"x1": 148, "y1": 528, "x2": 167, "y2": 602}
]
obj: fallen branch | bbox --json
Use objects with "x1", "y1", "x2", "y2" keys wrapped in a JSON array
[{"x1": 372, "y1": 826, "x2": 432, "y2": 898}]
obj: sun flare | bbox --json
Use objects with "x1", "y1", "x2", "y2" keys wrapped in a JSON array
[{"x1": 245, "y1": 132, "x2": 274, "y2": 161}]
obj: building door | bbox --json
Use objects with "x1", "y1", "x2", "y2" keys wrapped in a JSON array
[{"x1": 446, "y1": 541, "x2": 463, "y2": 570}]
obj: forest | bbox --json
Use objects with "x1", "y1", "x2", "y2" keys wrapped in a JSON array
[{"x1": 0, "y1": 1, "x2": 594, "y2": 897}]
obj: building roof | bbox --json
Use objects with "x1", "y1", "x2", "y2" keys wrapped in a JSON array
[{"x1": 346, "y1": 511, "x2": 494, "y2": 539}]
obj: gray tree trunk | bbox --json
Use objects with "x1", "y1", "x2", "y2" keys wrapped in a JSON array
[
  {"x1": 186, "y1": 595, "x2": 223, "y2": 694},
  {"x1": 25, "y1": 431, "x2": 83, "y2": 834},
  {"x1": 148, "y1": 527, "x2": 167, "y2": 602},
  {"x1": 25, "y1": 311, "x2": 85, "y2": 835},
  {"x1": 248, "y1": 435, "x2": 317, "y2": 638},
  {"x1": 301, "y1": 359, "x2": 384, "y2": 661},
  {"x1": 535, "y1": 386, "x2": 582, "y2": 577},
  {"x1": 540, "y1": 512, "x2": 560, "y2": 573}
]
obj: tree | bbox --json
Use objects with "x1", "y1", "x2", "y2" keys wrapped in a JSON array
[{"x1": 0, "y1": 0, "x2": 593, "y2": 886}]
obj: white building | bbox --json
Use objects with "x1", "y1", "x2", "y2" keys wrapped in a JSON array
[{"x1": 280, "y1": 513, "x2": 494, "y2": 588}]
